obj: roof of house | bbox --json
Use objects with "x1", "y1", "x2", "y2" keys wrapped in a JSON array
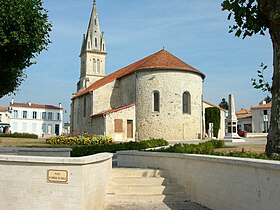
[
  {"x1": 10, "y1": 103, "x2": 62, "y2": 110},
  {"x1": 73, "y1": 49, "x2": 205, "y2": 99},
  {"x1": 251, "y1": 102, "x2": 272, "y2": 109},
  {"x1": 92, "y1": 104, "x2": 135, "y2": 117},
  {"x1": 236, "y1": 109, "x2": 252, "y2": 119},
  {"x1": 0, "y1": 106, "x2": 8, "y2": 111},
  {"x1": 203, "y1": 100, "x2": 227, "y2": 112}
]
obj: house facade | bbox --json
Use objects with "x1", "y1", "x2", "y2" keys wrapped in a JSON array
[
  {"x1": 9, "y1": 101, "x2": 64, "y2": 137},
  {"x1": 0, "y1": 106, "x2": 10, "y2": 133},
  {"x1": 71, "y1": 1, "x2": 208, "y2": 141},
  {"x1": 251, "y1": 102, "x2": 271, "y2": 133}
]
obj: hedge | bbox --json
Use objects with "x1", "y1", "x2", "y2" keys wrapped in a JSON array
[
  {"x1": 71, "y1": 138, "x2": 168, "y2": 157},
  {"x1": 0, "y1": 132, "x2": 38, "y2": 139}
]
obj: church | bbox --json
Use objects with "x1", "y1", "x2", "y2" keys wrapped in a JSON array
[{"x1": 71, "y1": 1, "x2": 225, "y2": 141}]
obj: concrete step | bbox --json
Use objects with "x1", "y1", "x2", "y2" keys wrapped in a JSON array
[
  {"x1": 106, "y1": 192, "x2": 188, "y2": 203},
  {"x1": 109, "y1": 176, "x2": 176, "y2": 186},
  {"x1": 107, "y1": 185, "x2": 184, "y2": 195},
  {"x1": 111, "y1": 168, "x2": 169, "y2": 178}
]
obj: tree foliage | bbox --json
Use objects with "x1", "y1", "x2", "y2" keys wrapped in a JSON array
[
  {"x1": 205, "y1": 107, "x2": 221, "y2": 138},
  {"x1": 0, "y1": 0, "x2": 52, "y2": 98},
  {"x1": 251, "y1": 63, "x2": 272, "y2": 92},
  {"x1": 222, "y1": 0, "x2": 280, "y2": 156},
  {"x1": 219, "y1": 98, "x2": 229, "y2": 110}
]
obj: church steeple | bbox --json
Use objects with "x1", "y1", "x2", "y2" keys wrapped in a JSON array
[{"x1": 78, "y1": 0, "x2": 107, "y2": 91}]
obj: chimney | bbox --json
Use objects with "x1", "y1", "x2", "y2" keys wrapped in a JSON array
[
  {"x1": 59, "y1": 103, "x2": 62, "y2": 108},
  {"x1": 262, "y1": 100, "x2": 266, "y2": 105},
  {"x1": 11, "y1": 98, "x2": 14, "y2": 104},
  {"x1": 28, "y1": 101, "x2": 31, "y2": 106}
]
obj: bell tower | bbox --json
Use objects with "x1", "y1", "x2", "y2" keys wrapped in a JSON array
[{"x1": 77, "y1": 0, "x2": 107, "y2": 91}]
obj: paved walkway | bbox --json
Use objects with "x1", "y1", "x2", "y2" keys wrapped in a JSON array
[{"x1": 105, "y1": 201, "x2": 211, "y2": 210}]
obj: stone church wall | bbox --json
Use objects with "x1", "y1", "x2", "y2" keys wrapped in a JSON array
[{"x1": 136, "y1": 70, "x2": 203, "y2": 141}]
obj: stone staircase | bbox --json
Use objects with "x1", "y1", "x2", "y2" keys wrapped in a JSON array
[{"x1": 105, "y1": 167, "x2": 188, "y2": 208}]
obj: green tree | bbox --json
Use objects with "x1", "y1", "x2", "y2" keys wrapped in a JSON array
[
  {"x1": 219, "y1": 98, "x2": 229, "y2": 110},
  {"x1": 222, "y1": 0, "x2": 280, "y2": 157},
  {"x1": 0, "y1": 0, "x2": 52, "y2": 98},
  {"x1": 205, "y1": 107, "x2": 221, "y2": 138},
  {"x1": 251, "y1": 63, "x2": 272, "y2": 92}
]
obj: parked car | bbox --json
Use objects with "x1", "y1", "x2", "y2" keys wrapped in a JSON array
[{"x1": 238, "y1": 129, "x2": 247, "y2": 137}]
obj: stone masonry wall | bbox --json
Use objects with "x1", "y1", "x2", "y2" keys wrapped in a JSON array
[{"x1": 136, "y1": 70, "x2": 203, "y2": 140}]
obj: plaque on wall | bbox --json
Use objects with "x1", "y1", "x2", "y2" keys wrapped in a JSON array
[{"x1": 47, "y1": 169, "x2": 68, "y2": 183}]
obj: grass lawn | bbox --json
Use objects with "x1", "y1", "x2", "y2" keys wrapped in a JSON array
[{"x1": 0, "y1": 137, "x2": 51, "y2": 147}]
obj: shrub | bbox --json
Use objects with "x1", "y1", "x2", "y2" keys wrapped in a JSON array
[
  {"x1": 71, "y1": 138, "x2": 168, "y2": 157},
  {"x1": 0, "y1": 132, "x2": 38, "y2": 139},
  {"x1": 46, "y1": 133, "x2": 113, "y2": 145},
  {"x1": 157, "y1": 140, "x2": 225, "y2": 154}
]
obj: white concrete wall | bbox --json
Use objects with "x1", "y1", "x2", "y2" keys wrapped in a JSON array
[
  {"x1": 0, "y1": 153, "x2": 112, "y2": 210},
  {"x1": 136, "y1": 70, "x2": 203, "y2": 140},
  {"x1": 117, "y1": 151, "x2": 280, "y2": 210}
]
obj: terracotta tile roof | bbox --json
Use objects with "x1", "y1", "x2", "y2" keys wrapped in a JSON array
[
  {"x1": 10, "y1": 103, "x2": 62, "y2": 110},
  {"x1": 0, "y1": 106, "x2": 9, "y2": 111},
  {"x1": 251, "y1": 102, "x2": 272, "y2": 109},
  {"x1": 92, "y1": 104, "x2": 135, "y2": 117},
  {"x1": 74, "y1": 49, "x2": 205, "y2": 98},
  {"x1": 236, "y1": 109, "x2": 252, "y2": 119},
  {"x1": 203, "y1": 100, "x2": 227, "y2": 112}
]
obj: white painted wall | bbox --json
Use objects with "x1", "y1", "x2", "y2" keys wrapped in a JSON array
[
  {"x1": 0, "y1": 153, "x2": 112, "y2": 210},
  {"x1": 117, "y1": 151, "x2": 280, "y2": 210}
]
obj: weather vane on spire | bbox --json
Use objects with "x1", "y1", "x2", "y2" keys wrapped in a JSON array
[{"x1": 93, "y1": 0, "x2": 96, "y2": 4}]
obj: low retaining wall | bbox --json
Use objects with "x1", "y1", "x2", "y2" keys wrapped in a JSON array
[
  {"x1": 117, "y1": 151, "x2": 280, "y2": 210},
  {"x1": 0, "y1": 147, "x2": 72, "y2": 157},
  {"x1": 0, "y1": 153, "x2": 113, "y2": 210},
  {"x1": 245, "y1": 133, "x2": 268, "y2": 138}
]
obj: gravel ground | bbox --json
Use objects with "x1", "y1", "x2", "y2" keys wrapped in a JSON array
[{"x1": 105, "y1": 201, "x2": 211, "y2": 210}]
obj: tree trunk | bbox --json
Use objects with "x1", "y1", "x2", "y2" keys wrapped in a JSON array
[{"x1": 261, "y1": 0, "x2": 280, "y2": 156}]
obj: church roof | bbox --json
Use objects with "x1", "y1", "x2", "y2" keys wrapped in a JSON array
[{"x1": 73, "y1": 49, "x2": 205, "y2": 98}]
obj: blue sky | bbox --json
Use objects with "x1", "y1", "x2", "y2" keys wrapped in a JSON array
[{"x1": 1, "y1": 0, "x2": 273, "y2": 122}]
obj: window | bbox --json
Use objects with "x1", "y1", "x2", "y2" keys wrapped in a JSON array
[
  {"x1": 183, "y1": 91, "x2": 191, "y2": 114},
  {"x1": 48, "y1": 112, "x2": 53, "y2": 120},
  {"x1": 13, "y1": 110, "x2": 18, "y2": 118},
  {"x1": 97, "y1": 59, "x2": 100, "y2": 73},
  {"x1": 22, "y1": 123, "x2": 27, "y2": 132},
  {"x1": 93, "y1": 59, "x2": 96, "y2": 72},
  {"x1": 263, "y1": 110, "x2": 268, "y2": 115},
  {"x1": 57, "y1": 113, "x2": 60, "y2": 121},
  {"x1": 13, "y1": 122, "x2": 17, "y2": 132},
  {"x1": 33, "y1": 111, "x2": 37, "y2": 119},
  {"x1": 23, "y1": 111, "x2": 27, "y2": 119},
  {"x1": 0, "y1": 114, "x2": 2, "y2": 122},
  {"x1": 32, "y1": 123, "x2": 36, "y2": 132},
  {"x1": 103, "y1": 44, "x2": 105, "y2": 51},
  {"x1": 153, "y1": 91, "x2": 160, "y2": 112},
  {"x1": 83, "y1": 97, "x2": 87, "y2": 117},
  {"x1": 42, "y1": 124, "x2": 47, "y2": 133},
  {"x1": 114, "y1": 119, "x2": 123, "y2": 132},
  {"x1": 95, "y1": 38, "x2": 97, "y2": 47},
  {"x1": 42, "y1": 112, "x2": 46, "y2": 120}
]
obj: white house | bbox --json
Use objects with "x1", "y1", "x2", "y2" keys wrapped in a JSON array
[
  {"x1": 9, "y1": 101, "x2": 64, "y2": 137},
  {"x1": 251, "y1": 102, "x2": 271, "y2": 133},
  {"x1": 0, "y1": 106, "x2": 10, "y2": 133}
]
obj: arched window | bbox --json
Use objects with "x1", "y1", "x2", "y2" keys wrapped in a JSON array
[
  {"x1": 153, "y1": 91, "x2": 160, "y2": 112},
  {"x1": 95, "y1": 38, "x2": 97, "y2": 48},
  {"x1": 183, "y1": 91, "x2": 191, "y2": 114},
  {"x1": 93, "y1": 59, "x2": 96, "y2": 72},
  {"x1": 97, "y1": 59, "x2": 100, "y2": 73},
  {"x1": 103, "y1": 44, "x2": 105, "y2": 51}
]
